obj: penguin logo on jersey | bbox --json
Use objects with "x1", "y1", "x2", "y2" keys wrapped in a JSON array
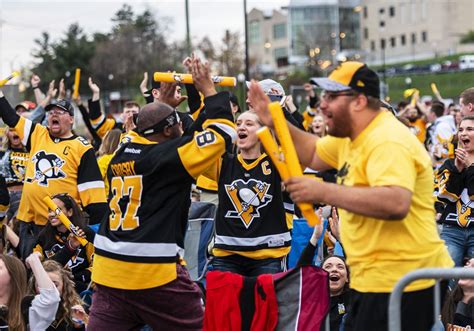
[
  {"x1": 65, "y1": 249, "x2": 85, "y2": 270},
  {"x1": 28, "y1": 150, "x2": 66, "y2": 186},
  {"x1": 225, "y1": 179, "x2": 272, "y2": 228}
]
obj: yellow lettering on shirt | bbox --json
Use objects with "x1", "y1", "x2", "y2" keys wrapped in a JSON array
[{"x1": 110, "y1": 161, "x2": 136, "y2": 177}]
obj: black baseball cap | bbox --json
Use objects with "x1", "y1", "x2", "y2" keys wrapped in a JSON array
[
  {"x1": 310, "y1": 62, "x2": 380, "y2": 99},
  {"x1": 228, "y1": 92, "x2": 241, "y2": 112},
  {"x1": 45, "y1": 99, "x2": 74, "y2": 115},
  {"x1": 146, "y1": 80, "x2": 161, "y2": 95}
]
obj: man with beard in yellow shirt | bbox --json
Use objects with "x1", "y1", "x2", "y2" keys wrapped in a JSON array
[{"x1": 249, "y1": 62, "x2": 453, "y2": 331}]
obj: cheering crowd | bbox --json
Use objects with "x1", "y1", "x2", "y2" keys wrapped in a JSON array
[{"x1": 0, "y1": 54, "x2": 473, "y2": 331}]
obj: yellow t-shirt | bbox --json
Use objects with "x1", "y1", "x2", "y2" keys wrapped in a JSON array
[
  {"x1": 97, "y1": 153, "x2": 114, "y2": 195},
  {"x1": 316, "y1": 111, "x2": 453, "y2": 293},
  {"x1": 411, "y1": 118, "x2": 427, "y2": 144}
]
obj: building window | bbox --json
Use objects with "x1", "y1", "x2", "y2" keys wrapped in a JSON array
[
  {"x1": 364, "y1": 27, "x2": 369, "y2": 40},
  {"x1": 380, "y1": 39, "x2": 386, "y2": 49},
  {"x1": 401, "y1": 34, "x2": 406, "y2": 45},
  {"x1": 379, "y1": 8, "x2": 385, "y2": 14},
  {"x1": 249, "y1": 21, "x2": 260, "y2": 44},
  {"x1": 422, "y1": 31, "x2": 427, "y2": 42},
  {"x1": 390, "y1": 37, "x2": 396, "y2": 47},
  {"x1": 411, "y1": 33, "x2": 416, "y2": 44},
  {"x1": 273, "y1": 23, "x2": 286, "y2": 39},
  {"x1": 389, "y1": 6, "x2": 395, "y2": 17},
  {"x1": 371, "y1": 40, "x2": 375, "y2": 51},
  {"x1": 380, "y1": 21, "x2": 385, "y2": 27},
  {"x1": 363, "y1": 6, "x2": 368, "y2": 18},
  {"x1": 274, "y1": 47, "x2": 288, "y2": 59}
]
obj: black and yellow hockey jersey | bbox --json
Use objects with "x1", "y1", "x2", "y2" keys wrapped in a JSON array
[
  {"x1": 0, "y1": 148, "x2": 29, "y2": 186},
  {"x1": 33, "y1": 228, "x2": 95, "y2": 285},
  {"x1": 0, "y1": 175, "x2": 9, "y2": 222},
  {"x1": 92, "y1": 92, "x2": 236, "y2": 290},
  {"x1": 0, "y1": 101, "x2": 108, "y2": 226},
  {"x1": 88, "y1": 99, "x2": 123, "y2": 139},
  {"x1": 209, "y1": 153, "x2": 292, "y2": 260},
  {"x1": 435, "y1": 158, "x2": 474, "y2": 227}
]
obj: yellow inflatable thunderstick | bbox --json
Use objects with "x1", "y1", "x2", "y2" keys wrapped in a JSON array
[
  {"x1": 43, "y1": 196, "x2": 88, "y2": 246},
  {"x1": 256, "y1": 127, "x2": 290, "y2": 180},
  {"x1": 431, "y1": 83, "x2": 440, "y2": 96},
  {"x1": 0, "y1": 71, "x2": 20, "y2": 87},
  {"x1": 73, "y1": 68, "x2": 81, "y2": 99},
  {"x1": 258, "y1": 102, "x2": 320, "y2": 227},
  {"x1": 153, "y1": 72, "x2": 236, "y2": 87}
]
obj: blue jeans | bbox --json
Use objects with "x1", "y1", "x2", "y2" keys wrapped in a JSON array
[
  {"x1": 211, "y1": 255, "x2": 284, "y2": 277},
  {"x1": 440, "y1": 223, "x2": 474, "y2": 267}
]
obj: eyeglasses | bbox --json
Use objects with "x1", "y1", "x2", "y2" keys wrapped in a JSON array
[
  {"x1": 49, "y1": 108, "x2": 70, "y2": 116},
  {"x1": 320, "y1": 91, "x2": 357, "y2": 103}
]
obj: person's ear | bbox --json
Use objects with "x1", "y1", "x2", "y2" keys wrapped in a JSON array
[
  {"x1": 152, "y1": 89, "x2": 160, "y2": 100},
  {"x1": 162, "y1": 126, "x2": 172, "y2": 137},
  {"x1": 352, "y1": 94, "x2": 367, "y2": 112}
]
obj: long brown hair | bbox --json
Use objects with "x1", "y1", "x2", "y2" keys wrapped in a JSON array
[
  {"x1": 37, "y1": 193, "x2": 88, "y2": 250},
  {"x1": 0, "y1": 254, "x2": 26, "y2": 331},
  {"x1": 28, "y1": 260, "x2": 82, "y2": 326},
  {"x1": 440, "y1": 285, "x2": 470, "y2": 328},
  {"x1": 97, "y1": 129, "x2": 122, "y2": 157}
]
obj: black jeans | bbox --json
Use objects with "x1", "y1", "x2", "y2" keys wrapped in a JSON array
[{"x1": 211, "y1": 254, "x2": 284, "y2": 277}]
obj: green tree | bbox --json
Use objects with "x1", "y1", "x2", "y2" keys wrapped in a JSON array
[
  {"x1": 30, "y1": 23, "x2": 95, "y2": 94},
  {"x1": 217, "y1": 30, "x2": 243, "y2": 76},
  {"x1": 461, "y1": 30, "x2": 474, "y2": 44},
  {"x1": 31, "y1": 32, "x2": 56, "y2": 87},
  {"x1": 53, "y1": 23, "x2": 96, "y2": 91}
]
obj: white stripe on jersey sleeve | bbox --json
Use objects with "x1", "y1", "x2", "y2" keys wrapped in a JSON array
[
  {"x1": 207, "y1": 122, "x2": 237, "y2": 143},
  {"x1": 91, "y1": 114, "x2": 105, "y2": 129},
  {"x1": 77, "y1": 180, "x2": 105, "y2": 192},
  {"x1": 21, "y1": 118, "x2": 33, "y2": 146}
]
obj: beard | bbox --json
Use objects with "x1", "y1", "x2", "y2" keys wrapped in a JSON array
[{"x1": 327, "y1": 106, "x2": 352, "y2": 138}]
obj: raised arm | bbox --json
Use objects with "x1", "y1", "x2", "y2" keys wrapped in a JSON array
[
  {"x1": 31, "y1": 74, "x2": 45, "y2": 105},
  {"x1": 0, "y1": 90, "x2": 21, "y2": 127},
  {"x1": 248, "y1": 81, "x2": 331, "y2": 171},
  {"x1": 25, "y1": 252, "x2": 61, "y2": 330}
]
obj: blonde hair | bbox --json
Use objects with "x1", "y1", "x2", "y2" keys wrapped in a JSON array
[
  {"x1": 28, "y1": 260, "x2": 82, "y2": 326},
  {"x1": 97, "y1": 129, "x2": 122, "y2": 157},
  {"x1": 0, "y1": 255, "x2": 26, "y2": 331}
]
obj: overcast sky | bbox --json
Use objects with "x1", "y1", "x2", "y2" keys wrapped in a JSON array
[{"x1": 0, "y1": 0, "x2": 289, "y2": 78}]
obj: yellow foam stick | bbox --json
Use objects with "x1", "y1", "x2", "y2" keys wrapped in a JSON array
[
  {"x1": 153, "y1": 72, "x2": 236, "y2": 87},
  {"x1": 268, "y1": 102, "x2": 320, "y2": 226},
  {"x1": 43, "y1": 196, "x2": 88, "y2": 246},
  {"x1": 72, "y1": 68, "x2": 81, "y2": 99},
  {"x1": 257, "y1": 127, "x2": 290, "y2": 180},
  {"x1": 0, "y1": 71, "x2": 20, "y2": 87},
  {"x1": 431, "y1": 83, "x2": 440, "y2": 96},
  {"x1": 410, "y1": 90, "x2": 419, "y2": 107}
]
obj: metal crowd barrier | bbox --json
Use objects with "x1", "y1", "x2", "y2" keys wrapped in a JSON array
[{"x1": 388, "y1": 267, "x2": 474, "y2": 331}]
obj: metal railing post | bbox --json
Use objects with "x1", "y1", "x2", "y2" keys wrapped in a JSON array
[{"x1": 388, "y1": 268, "x2": 474, "y2": 331}]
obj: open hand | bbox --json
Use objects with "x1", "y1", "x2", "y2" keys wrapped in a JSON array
[
  {"x1": 248, "y1": 80, "x2": 273, "y2": 127},
  {"x1": 191, "y1": 55, "x2": 216, "y2": 98},
  {"x1": 455, "y1": 148, "x2": 469, "y2": 172},
  {"x1": 139, "y1": 72, "x2": 149, "y2": 95}
]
